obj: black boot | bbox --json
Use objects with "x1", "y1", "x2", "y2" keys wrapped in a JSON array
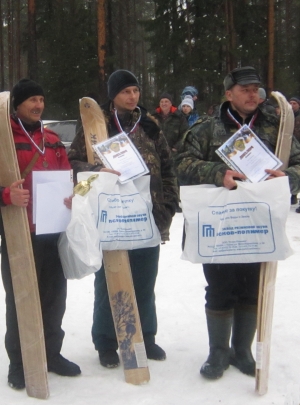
[
  {"x1": 230, "y1": 304, "x2": 257, "y2": 377},
  {"x1": 8, "y1": 363, "x2": 25, "y2": 390},
  {"x1": 47, "y1": 354, "x2": 81, "y2": 376},
  {"x1": 200, "y1": 309, "x2": 233, "y2": 380},
  {"x1": 98, "y1": 350, "x2": 120, "y2": 368}
]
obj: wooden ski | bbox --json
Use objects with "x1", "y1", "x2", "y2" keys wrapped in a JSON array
[
  {"x1": 0, "y1": 92, "x2": 49, "y2": 398},
  {"x1": 255, "y1": 91, "x2": 294, "y2": 395},
  {"x1": 79, "y1": 96, "x2": 150, "y2": 385}
]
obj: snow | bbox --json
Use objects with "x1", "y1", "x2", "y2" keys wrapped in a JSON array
[{"x1": 0, "y1": 209, "x2": 300, "y2": 405}]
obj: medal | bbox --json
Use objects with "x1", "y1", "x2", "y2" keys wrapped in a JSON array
[{"x1": 43, "y1": 160, "x2": 48, "y2": 168}]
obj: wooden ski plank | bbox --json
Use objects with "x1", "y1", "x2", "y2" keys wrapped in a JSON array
[
  {"x1": 79, "y1": 97, "x2": 150, "y2": 385},
  {"x1": 0, "y1": 92, "x2": 49, "y2": 398},
  {"x1": 255, "y1": 92, "x2": 294, "y2": 395}
]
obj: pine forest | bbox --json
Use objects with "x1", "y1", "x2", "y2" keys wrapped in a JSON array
[{"x1": 1, "y1": 0, "x2": 300, "y2": 118}]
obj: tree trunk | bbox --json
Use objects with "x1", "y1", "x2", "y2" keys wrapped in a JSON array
[
  {"x1": 7, "y1": 0, "x2": 14, "y2": 89},
  {"x1": 28, "y1": 0, "x2": 38, "y2": 81},
  {"x1": 267, "y1": 0, "x2": 275, "y2": 95},
  {"x1": 16, "y1": 0, "x2": 21, "y2": 79},
  {"x1": 0, "y1": 0, "x2": 5, "y2": 90},
  {"x1": 97, "y1": 0, "x2": 106, "y2": 97}
]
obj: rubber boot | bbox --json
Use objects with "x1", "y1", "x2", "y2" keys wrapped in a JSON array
[
  {"x1": 200, "y1": 308, "x2": 233, "y2": 380},
  {"x1": 229, "y1": 304, "x2": 257, "y2": 377}
]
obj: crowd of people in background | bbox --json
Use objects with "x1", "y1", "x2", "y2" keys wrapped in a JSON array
[{"x1": 150, "y1": 84, "x2": 300, "y2": 209}]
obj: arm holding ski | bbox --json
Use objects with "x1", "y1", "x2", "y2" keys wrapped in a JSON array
[
  {"x1": 68, "y1": 122, "x2": 104, "y2": 179},
  {"x1": 1, "y1": 179, "x2": 29, "y2": 207}
]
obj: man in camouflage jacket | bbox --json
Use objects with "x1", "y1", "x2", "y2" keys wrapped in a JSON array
[
  {"x1": 68, "y1": 70, "x2": 178, "y2": 368},
  {"x1": 175, "y1": 66, "x2": 300, "y2": 381}
]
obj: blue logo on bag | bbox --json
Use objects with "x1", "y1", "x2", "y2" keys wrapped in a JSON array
[
  {"x1": 100, "y1": 210, "x2": 107, "y2": 223},
  {"x1": 202, "y1": 224, "x2": 214, "y2": 237}
]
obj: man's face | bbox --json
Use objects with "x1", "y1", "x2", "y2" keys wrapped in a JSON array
[
  {"x1": 113, "y1": 86, "x2": 140, "y2": 113},
  {"x1": 225, "y1": 84, "x2": 259, "y2": 119},
  {"x1": 16, "y1": 96, "x2": 44, "y2": 124},
  {"x1": 159, "y1": 98, "x2": 172, "y2": 114},
  {"x1": 290, "y1": 100, "x2": 300, "y2": 113}
]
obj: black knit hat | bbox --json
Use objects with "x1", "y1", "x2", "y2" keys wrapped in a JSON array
[
  {"x1": 12, "y1": 79, "x2": 45, "y2": 110},
  {"x1": 159, "y1": 92, "x2": 173, "y2": 104},
  {"x1": 223, "y1": 66, "x2": 261, "y2": 91},
  {"x1": 107, "y1": 70, "x2": 140, "y2": 100}
]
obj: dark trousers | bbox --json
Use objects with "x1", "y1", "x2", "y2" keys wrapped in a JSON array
[
  {"x1": 92, "y1": 245, "x2": 160, "y2": 351},
  {"x1": 1, "y1": 233, "x2": 66, "y2": 364},
  {"x1": 203, "y1": 262, "x2": 260, "y2": 311}
]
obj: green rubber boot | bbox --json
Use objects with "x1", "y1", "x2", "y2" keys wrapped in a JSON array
[
  {"x1": 200, "y1": 308, "x2": 233, "y2": 380},
  {"x1": 230, "y1": 304, "x2": 257, "y2": 377}
]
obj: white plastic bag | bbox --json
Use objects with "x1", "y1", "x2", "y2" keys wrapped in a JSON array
[
  {"x1": 77, "y1": 172, "x2": 161, "y2": 250},
  {"x1": 180, "y1": 176, "x2": 293, "y2": 264},
  {"x1": 58, "y1": 193, "x2": 102, "y2": 279}
]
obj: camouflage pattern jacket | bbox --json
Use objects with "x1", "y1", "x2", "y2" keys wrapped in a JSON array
[
  {"x1": 68, "y1": 101, "x2": 178, "y2": 241},
  {"x1": 174, "y1": 101, "x2": 300, "y2": 195},
  {"x1": 293, "y1": 114, "x2": 300, "y2": 143},
  {"x1": 151, "y1": 107, "x2": 189, "y2": 151}
]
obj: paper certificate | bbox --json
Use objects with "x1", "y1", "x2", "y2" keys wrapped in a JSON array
[
  {"x1": 32, "y1": 170, "x2": 73, "y2": 234},
  {"x1": 92, "y1": 132, "x2": 149, "y2": 183},
  {"x1": 215, "y1": 125, "x2": 282, "y2": 183}
]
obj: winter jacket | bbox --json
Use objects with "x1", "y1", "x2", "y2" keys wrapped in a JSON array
[
  {"x1": 174, "y1": 101, "x2": 300, "y2": 195},
  {"x1": 293, "y1": 114, "x2": 300, "y2": 143},
  {"x1": 68, "y1": 101, "x2": 178, "y2": 241},
  {"x1": 151, "y1": 107, "x2": 189, "y2": 151},
  {"x1": 184, "y1": 111, "x2": 200, "y2": 127},
  {"x1": 0, "y1": 116, "x2": 70, "y2": 231}
]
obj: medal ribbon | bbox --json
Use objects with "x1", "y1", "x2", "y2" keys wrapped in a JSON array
[
  {"x1": 226, "y1": 108, "x2": 258, "y2": 129},
  {"x1": 18, "y1": 118, "x2": 45, "y2": 155},
  {"x1": 113, "y1": 107, "x2": 141, "y2": 135}
]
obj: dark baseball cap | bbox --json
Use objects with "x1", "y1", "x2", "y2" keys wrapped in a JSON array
[{"x1": 223, "y1": 66, "x2": 261, "y2": 91}]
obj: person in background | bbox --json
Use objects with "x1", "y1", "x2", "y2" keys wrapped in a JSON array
[
  {"x1": 289, "y1": 96, "x2": 300, "y2": 117},
  {"x1": 206, "y1": 104, "x2": 219, "y2": 117},
  {"x1": 68, "y1": 70, "x2": 178, "y2": 369},
  {"x1": 289, "y1": 97, "x2": 300, "y2": 208},
  {"x1": 174, "y1": 66, "x2": 300, "y2": 381},
  {"x1": 258, "y1": 88, "x2": 276, "y2": 116},
  {"x1": 152, "y1": 92, "x2": 189, "y2": 153},
  {"x1": 0, "y1": 79, "x2": 81, "y2": 390},
  {"x1": 180, "y1": 86, "x2": 198, "y2": 104},
  {"x1": 180, "y1": 95, "x2": 199, "y2": 127}
]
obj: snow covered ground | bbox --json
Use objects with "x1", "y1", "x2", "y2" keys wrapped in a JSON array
[{"x1": 0, "y1": 209, "x2": 299, "y2": 405}]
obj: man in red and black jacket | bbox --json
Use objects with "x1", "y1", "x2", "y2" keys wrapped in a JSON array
[{"x1": 0, "y1": 79, "x2": 81, "y2": 390}]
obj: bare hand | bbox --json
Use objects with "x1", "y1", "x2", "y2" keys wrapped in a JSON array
[
  {"x1": 223, "y1": 170, "x2": 246, "y2": 190},
  {"x1": 265, "y1": 169, "x2": 286, "y2": 180},
  {"x1": 100, "y1": 167, "x2": 121, "y2": 176},
  {"x1": 10, "y1": 179, "x2": 30, "y2": 207},
  {"x1": 64, "y1": 195, "x2": 73, "y2": 210}
]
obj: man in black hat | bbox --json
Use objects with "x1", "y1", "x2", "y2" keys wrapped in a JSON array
[
  {"x1": 68, "y1": 70, "x2": 178, "y2": 368},
  {"x1": 0, "y1": 79, "x2": 81, "y2": 390},
  {"x1": 175, "y1": 66, "x2": 300, "y2": 380}
]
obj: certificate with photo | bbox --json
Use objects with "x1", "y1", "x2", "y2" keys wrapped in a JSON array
[
  {"x1": 215, "y1": 124, "x2": 282, "y2": 183},
  {"x1": 93, "y1": 132, "x2": 149, "y2": 183}
]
